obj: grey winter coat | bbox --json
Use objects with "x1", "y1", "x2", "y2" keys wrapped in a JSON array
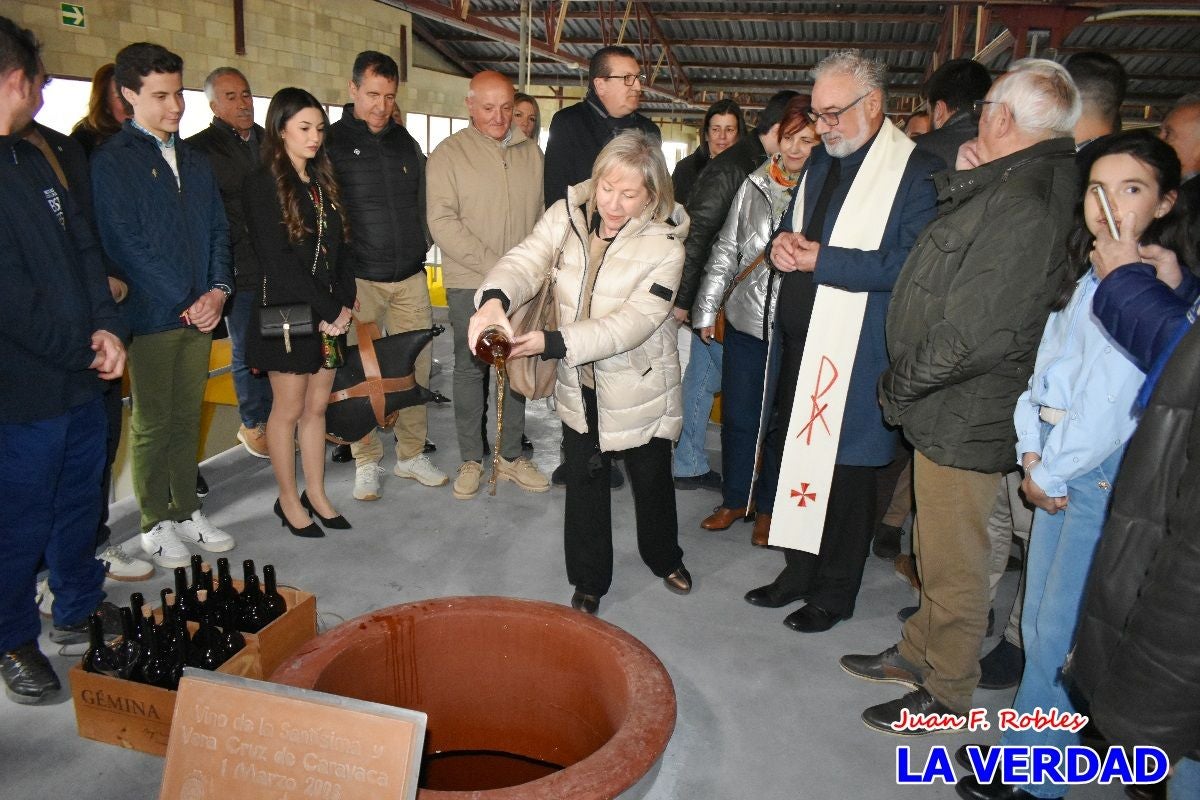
[{"x1": 880, "y1": 137, "x2": 1078, "y2": 473}]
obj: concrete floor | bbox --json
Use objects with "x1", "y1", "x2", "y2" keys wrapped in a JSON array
[{"x1": 2, "y1": 324, "x2": 1125, "y2": 800}]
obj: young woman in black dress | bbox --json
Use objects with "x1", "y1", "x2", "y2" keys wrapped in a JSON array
[{"x1": 244, "y1": 87, "x2": 356, "y2": 537}]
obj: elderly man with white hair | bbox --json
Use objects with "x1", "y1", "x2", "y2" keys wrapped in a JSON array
[
  {"x1": 741, "y1": 50, "x2": 943, "y2": 633},
  {"x1": 841, "y1": 59, "x2": 1081, "y2": 746}
]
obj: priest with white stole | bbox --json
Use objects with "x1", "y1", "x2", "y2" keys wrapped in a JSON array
[{"x1": 742, "y1": 50, "x2": 944, "y2": 634}]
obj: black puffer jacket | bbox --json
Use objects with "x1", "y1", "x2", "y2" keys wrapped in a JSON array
[
  {"x1": 1069, "y1": 320, "x2": 1200, "y2": 764},
  {"x1": 881, "y1": 137, "x2": 1077, "y2": 473},
  {"x1": 675, "y1": 133, "x2": 768, "y2": 313},
  {"x1": 326, "y1": 108, "x2": 430, "y2": 283},
  {"x1": 671, "y1": 143, "x2": 709, "y2": 206}
]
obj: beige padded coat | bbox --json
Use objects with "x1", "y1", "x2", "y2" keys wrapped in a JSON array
[{"x1": 477, "y1": 180, "x2": 691, "y2": 452}]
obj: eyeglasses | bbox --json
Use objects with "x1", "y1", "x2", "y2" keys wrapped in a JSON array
[
  {"x1": 600, "y1": 73, "x2": 647, "y2": 87},
  {"x1": 805, "y1": 91, "x2": 870, "y2": 127},
  {"x1": 972, "y1": 99, "x2": 1005, "y2": 118}
]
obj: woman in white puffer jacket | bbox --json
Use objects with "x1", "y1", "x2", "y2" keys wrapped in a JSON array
[{"x1": 469, "y1": 131, "x2": 692, "y2": 615}]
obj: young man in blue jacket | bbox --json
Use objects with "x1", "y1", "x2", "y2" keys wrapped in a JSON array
[
  {"x1": 92, "y1": 42, "x2": 236, "y2": 569},
  {"x1": 0, "y1": 17, "x2": 127, "y2": 704}
]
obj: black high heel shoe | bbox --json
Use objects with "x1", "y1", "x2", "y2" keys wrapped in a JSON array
[
  {"x1": 274, "y1": 499, "x2": 324, "y2": 538},
  {"x1": 300, "y1": 492, "x2": 351, "y2": 529}
]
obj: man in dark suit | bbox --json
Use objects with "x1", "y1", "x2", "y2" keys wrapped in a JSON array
[
  {"x1": 542, "y1": 45, "x2": 660, "y2": 207},
  {"x1": 186, "y1": 67, "x2": 271, "y2": 460}
]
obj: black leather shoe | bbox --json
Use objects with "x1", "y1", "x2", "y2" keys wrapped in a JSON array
[
  {"x1": 783, "y1": 603, "x2": 847, "y2": 633},
  {"x1": 897, "y1": 605, "x2": 918, "y2": 623},
  {"x1": 955, "y1": 744, "x2": 992, "y2": 772},
  {"x1": 955, "y1": 774, "x2": 1036, "y2": 799},
  {"x1": 274, "y1": 498, "x2": 324, "y2": 538},
  {"x1": 195, "y1": 470, "x2": 209, "y2": 497},
  {"x1": 673, "y1": 469, "x2": 722, "y2": 491},
  {"x1": 664, "y1": 566, "x2": 692, "y2": 594},
  {"x1": 551, "y1": 462, "x2": 567, "y2": 486},
  {"x1": 978, "y1": 638, "x2": 1024, "y2": 690},
  {"x1": 570, "y1": 591, "x2": 599, "y2": 615},
  {"x1": 873, "y1": 523, "x2": 903, "y2": 559},
  {"x1": 744, "y1": 579, "x2": 807, "y2": 608},
  {"x1": 862, "y1": 687, "x2": 965, "y2": 735},
  {"x1": 839, "y1": 645, "x2": 923, "y2": 687},
  {"x1": 50, "y1": 600, "x2": 122, "y2": 644},
  {"x1": 521, "y1": 435, "x2": 533, "y2": 453},
  {"x1": 300, "y1": 491, "x2": 351, "y2": 530},
  {"x1": 1, "y1": 642, "x2": 61, "y2": 704},
  {"x1": 423, "y1": 440, "x2": 437, "y2": 454},
  {"x1": 331, "y1": 443, "x2": 353, "y2": 462},
  {"x1": 431, "y1": 391, "x2": 451, "y2": 404}
]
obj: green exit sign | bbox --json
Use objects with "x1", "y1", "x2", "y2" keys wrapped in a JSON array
[{"x1": 61, "y1": 3, "x2": 86, "y2": 29}]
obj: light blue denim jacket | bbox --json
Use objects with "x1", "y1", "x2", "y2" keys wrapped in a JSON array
[{"x1": 1013, "y1": 268, "x2": 1145, "y2": 497}]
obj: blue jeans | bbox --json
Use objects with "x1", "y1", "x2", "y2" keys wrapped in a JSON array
[
  {"x1": 998, "y1": 439, "x2": 1126, "y2": 798},
  {"x1": 226, "y1": 288, "x2": 273, "y2": 428},
  {"x1": 673, "y1": 330, "x2": 722, "y2": 478},
  {"x1": 1170, "y1": 758, "x2": 1200, "y2": 800},
  {"x1": 720, "y1": 323, "x2": 766, "y2": 509},
  {"x1": 0, "y1": 398, "x2": 107, "y2": 651}
]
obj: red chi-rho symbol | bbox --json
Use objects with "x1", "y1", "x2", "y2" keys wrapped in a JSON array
[{"x1": 791, "y1": 483, "x2": 817, "y2": 507}]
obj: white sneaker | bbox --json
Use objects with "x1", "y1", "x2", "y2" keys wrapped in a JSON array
[
  {"x1": 140, "y1": 521, "x2": 191, "y2": 568},
  {"x1": 354, "y1": 464, "x2": 385, "y2": 500},
  {"x1": 393, "y1": 454, "x2": 448, "y2": 487},
  {"x1": 99, "y1": 544, "x2": 154, "y2": 581},
  {"x1": 176, "y1": 510, "x2": 236, "y2": 553},
  {"x1": 35, "y1": 578, "x2": 53, "y2": 617}
]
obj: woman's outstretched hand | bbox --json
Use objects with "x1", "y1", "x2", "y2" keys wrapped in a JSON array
[
  {"x1": 509, "y1": 331, "x2": 546, "y2": 359},
  {"x1": 467, "y1": 298, "x2": 513, "y2": 355}
]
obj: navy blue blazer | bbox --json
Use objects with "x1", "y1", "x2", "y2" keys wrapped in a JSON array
[{"x1": 768, "y1": 136, "x2": 943, "y2": 466}]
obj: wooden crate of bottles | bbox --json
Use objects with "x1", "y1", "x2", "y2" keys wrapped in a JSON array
[{"x1": 70, "y1": 561, "x2": 316, "y2": 756}]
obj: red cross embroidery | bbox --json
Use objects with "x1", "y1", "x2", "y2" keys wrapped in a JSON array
[{"x1": 790, "y1": 483, "x2": 817, "y2": 507}]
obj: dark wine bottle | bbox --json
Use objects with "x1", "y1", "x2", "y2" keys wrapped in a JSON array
[
  {"x1": 82, "y1": 614, "x2": 123, "y2": 678},
  {"x1": 174, "y1": 566, "x2": 197, "y2": 622},
  {"x1": 213, "y1": 557, "x2": 238, "y2": 614},
  {"x1": 219, "y1": 602, "x2": 246, "y2": 661},
  {"x1": 237, "y1": 575, "x2": 271, "y2": 633},
  {"x1": 166, "y1": 631, "x2": 188, "y2": 691},
  {"x1": 161, "y1": 594, "x2": 185, "y2": 653},
  {"x1": 114, "y1": 607, "x2": 143, "y2": 681},
  {"x1": 138, "y1": 610, "x2": 174, "y2": 689},
  {"x1": 189, "y1": 590, "x2": 225, "y2": 670},
  {"x1": 128, "y1": 592, "x2": 149, "y2": 653},
  {"x1": 261, "y1": 565, "x2": 288, "y2": 624},
  {"x1": 157, "y1": 588, "x2": 175, "y2": 648},
  {"x1": 190, "y1": 555, "x2": 214, "y2": 600}
]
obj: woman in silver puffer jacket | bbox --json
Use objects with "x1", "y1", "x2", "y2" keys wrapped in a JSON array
[{"x1": 691, "y1": 97, "x2": 818, "y2": 539}]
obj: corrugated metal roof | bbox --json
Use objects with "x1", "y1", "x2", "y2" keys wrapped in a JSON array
[{"x1": 400, "y1": 1, "x2": 1200, "y2": 120}]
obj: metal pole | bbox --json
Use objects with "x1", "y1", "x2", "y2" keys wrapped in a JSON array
[{"x1": 519, "y1": 0, "x2": 531, "y2": 91}]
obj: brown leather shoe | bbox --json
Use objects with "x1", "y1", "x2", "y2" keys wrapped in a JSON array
[
  {"x1": 700, "y1": 506, "x2": 748, "y2": 531},
  {"x1": 894, "y1": 553, "x2": 921, "y2": 590},
  {"x1": 751, "y1": 513, "x2": 771, "y2": 546}
]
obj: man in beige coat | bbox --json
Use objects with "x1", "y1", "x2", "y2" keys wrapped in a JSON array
[{"x1": 426, "y1": 71, "x2": 549, "y2": 499}]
